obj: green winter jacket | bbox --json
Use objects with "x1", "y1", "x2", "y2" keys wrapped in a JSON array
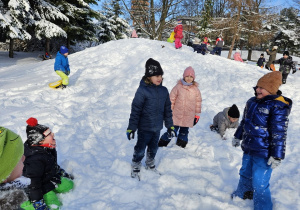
[{"x1": 266, "y1": 49, "x2": 277, "y2": 67}]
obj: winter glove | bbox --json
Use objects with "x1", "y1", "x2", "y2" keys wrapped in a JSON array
[
  {"x1": 267, "y1": 156, "x2": 281, "y2": 169},
  {"x1": 126, "y1": 129, "x2": 135, "y2": 140},
  {"x1": 292, "y1": 69, "x2": 296, "y2": 74},
  {"x1": 58, "y1": 168, "x2": 74, "y2": 180},
  {"x1": 66, "y1": 70, "x2": 70, "y2": 76},
  {"x1": 232, "y1": 138, "x2": 241, "y2": 147},
  {"x1": 193, "y1": 115, "x2": 200, "y2": 126},
  {"x1": 167, "y1": 126, "x2": 177, "y2": 138},
  {"x1": 32, "y1": 199, "x2": 49, "y2": 210}
]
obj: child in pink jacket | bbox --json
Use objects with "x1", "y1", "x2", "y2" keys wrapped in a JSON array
[
  {"x1": 158, "y1": 66, "x2": 202, "y2": 148},
  {"x1": 174, "y1": 20, "x2": 183, "y2": 49},
  {"x1": 233, "y1": 49, "x2": 244, "y2": 62}
]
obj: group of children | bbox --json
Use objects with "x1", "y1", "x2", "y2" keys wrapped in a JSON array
[
  {"x1": 126, "y1": 58, "x2": 292, "y2": 210},
  {"x1": 0, "y1": 119, "x2": 74, "y2": 210}
]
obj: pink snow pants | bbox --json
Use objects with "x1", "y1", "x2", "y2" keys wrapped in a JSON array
[{"x1": 175, "y1": 38, "x2": 182, "y2": 49}]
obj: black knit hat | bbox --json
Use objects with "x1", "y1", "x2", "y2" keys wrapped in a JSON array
[
  {"x1": 145, "y1": 58, "x2": 164, "y2": 77},
  {"x1": 260, "y1": 53, "x2": 264, "y2": 56},
  {"x1": 26, "y1": 117, "x2": 49, "y2": 145},
  {"x1": 228, "y1": 104, "x2": 240, "y2": 118},
  {"x1": 283, "y1": 51, "x2": 289, "y2": 56}
]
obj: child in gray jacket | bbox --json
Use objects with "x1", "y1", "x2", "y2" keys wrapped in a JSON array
[{"x1": 210, "y1": 104, "x2": 240, "y2": 139}]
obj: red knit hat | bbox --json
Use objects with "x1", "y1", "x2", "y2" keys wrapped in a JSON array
[{"x1": 183, "y1": 66, "x2": 195, "y2": 79}]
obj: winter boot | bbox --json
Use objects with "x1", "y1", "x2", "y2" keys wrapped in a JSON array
[
  {"x1": 176, "y1": 138, "x2": 187, "y2": 148},
  {"x1": 131, "y1": 162, "x2": 141, "y2": 181},
  {"x1": 243, "y1": 191, "x2": 253, "y2": 200},
  {"x1": 62, "y1": 85, "x2": 67, "y2": 89},
  {"x1": 158, "y1": 139, "x2": 170, "y2": 147}
]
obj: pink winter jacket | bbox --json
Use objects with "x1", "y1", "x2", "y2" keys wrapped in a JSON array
[
  {"x1": 170, "y1": 80, "x2": 202, "y2": 128},
  {"x1": 233, "y1": 52, "x2": 244, "y2": 62}
]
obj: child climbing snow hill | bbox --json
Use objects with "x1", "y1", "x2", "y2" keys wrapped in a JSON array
[{"x1": 210, "y1": 104, "x2": 240, "y2": 140}]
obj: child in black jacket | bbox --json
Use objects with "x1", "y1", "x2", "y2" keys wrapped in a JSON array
[
  {"x1": 273, "y1": 51, "x2": 296, "y2": 84},
  {"x1": 256, "y1": 53, "x2": 266, "y2": 68},
  {"x1": 21, "y1": 118, "x2": 74, "y2": 210}
]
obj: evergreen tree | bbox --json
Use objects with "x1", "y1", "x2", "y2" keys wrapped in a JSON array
[
  {"x1": 98, "y1": 0, "x2": 130, "y2": 43},
  {"x1": 272, "y1": 7, "x2": 300, "y2": 54},
  {"x1": 200, "y1": 0, "x2": 213, "y2": 31},
  {"x1": 54, "y1": 0, "x2": 100, "y2": 48}
]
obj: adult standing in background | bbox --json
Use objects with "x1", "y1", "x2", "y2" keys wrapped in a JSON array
[{"x1": 265, "y1": 46, "x2": 278, "y2": 71}]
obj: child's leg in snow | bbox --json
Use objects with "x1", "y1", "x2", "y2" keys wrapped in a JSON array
[
  {"x1": 55, "y1": 70, "x2": 69, "y2": 85},
  {"x1": 252, "y1": 156, "x2": 273, "y2": 210},
  {"x1": 145, "y1": 131, "x2": 160, "y2": 167},
  {"x1": 132, "y1": 130, "x2": 152, "y2": 165},
  {"x1": 175, "y1": 38, "x2": 181, "y2": 49},
  {"x1": 177, "y1": 127, "x2": 189, "y2": 142},
  {"x1": 232, "y1": 153, "x2": 253, "y2": 198}
]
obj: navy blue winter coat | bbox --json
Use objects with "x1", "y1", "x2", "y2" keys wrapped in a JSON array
[
  {"x1": 234, "y1": 94, "x2": 292, "y2": 160},
  {"x1": 128, "y1": 79, "x2": 173, "y2": 132}
]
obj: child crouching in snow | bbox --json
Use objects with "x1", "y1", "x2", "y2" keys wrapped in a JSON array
[
  {"x1": 233, "y1": 49, "x2": 243, "y2": 62},
  {"x1": 126, "y1": 58, "x2": 175, "y2": 180},
  {"x1": 0, "y1": 127, "x2": 30, "y2": 210},
  {"x1": 210, "y1": 104, "x2": 240, "y2": 140},
  {"x1": 231, "y1": 71, "x2": 292, "y2": 210},
  {"x1": 21, "y1": 118, "x2": 74, "y2": 210},
  {"x1": 158, "y1": 66, "x2": 202, "y2": 148}
]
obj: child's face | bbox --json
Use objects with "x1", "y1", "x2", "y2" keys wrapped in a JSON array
[
  {"x1": 40, "y1": 129, "x2": 56, "y2": 147},
  {"x1": 63, "y1": 53, "x2": 69, "y2": 57},
  {"x1": 150, "y1": 75, "x2": 162, "y2": 86},
  {"x1": 228, "y1": 117, "x2": 239, "y2": 123},
  {"x1": 5, "y1": 155, "x2": 25, "y2": 183},
  {"x1": 184, "y1": 76, "x2": 194, "y2": 83},
  {"x1": 256, "y1": 86, "x2": 271, "y2": 99},
  {"x1": 283, "y1": 55, "x2": 288, "y2": 59}
]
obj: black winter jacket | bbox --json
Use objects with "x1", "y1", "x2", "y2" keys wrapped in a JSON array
[
  {"x1": 273, "y1": 56, "x2": 296, "y2": 74},
  {"x1": 23, "y1": 142, "x2": 61, "y2": 202}
]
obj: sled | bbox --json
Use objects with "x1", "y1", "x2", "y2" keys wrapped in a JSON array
[
  {"x1": 49, "y1": 80, "x2": 62, "y2": 89},
  {"x1": 167, "y1": 32, "x2": 175, "y2": 43}
]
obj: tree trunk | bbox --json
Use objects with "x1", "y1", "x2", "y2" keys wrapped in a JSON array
[
  {"x1": 9, "y1": 39, "x2": 14, "y2": 58},
  {"x1": 247, "y1": 48, "x2": 252, "y2": 61},
  {"x1": 150, "y1": 0, "x2": 155, "y2": 40},
  {"x1": 67, "y1": 37, "x2": 71, "y2": 50},
  {"x1": 45, "y1": 38, "x2": 50, "y2": 53},
  {"x1": 227, "y1": 2, "x2": 242, "y2": 59}
]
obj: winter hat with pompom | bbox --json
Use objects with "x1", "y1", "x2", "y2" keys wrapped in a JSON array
[
  {"x1": 183, "y1": 66, "x2": 195, "y2": 79},
  {"x1": 26, "y1": 118, "x2": 49, "y2": 145},
  {"x1": 257, "y1": 71, "x2": 282, "y2": 95},
  {"x1": 228, "y1": 104, "x2": 240, "y2": 118},
  {"x1": 0, "y1": 127, "x2": 24, "y2": 183}
]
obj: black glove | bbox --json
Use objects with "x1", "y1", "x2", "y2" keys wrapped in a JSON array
[
  {"x1": 126, "y1": 130, "x2": 135, "y2": 140},
  {"x1": 58, "y1": 168, "x2": 74, "y2": 180},
  {"x1": 193, "y1": 115, "x2": 200, "y2": 126},
  {"x1": 292, "y1": 69, "x2": 296, "y2": 74},
  {"x1": 167, "y1": 127, "x2": 177, "y2": 138}
]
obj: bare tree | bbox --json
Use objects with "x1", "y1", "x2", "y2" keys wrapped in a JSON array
[{"x1": 121, "y1": 0, "x2": 183, "y2": 40}]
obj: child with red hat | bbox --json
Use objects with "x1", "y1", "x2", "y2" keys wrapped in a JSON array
[
  {"x1": 158, "y1": 66, "x2": 202, "y2": 148},
  {"x1": 21, "y1": 118, "x2": 74, "y2": 210}
]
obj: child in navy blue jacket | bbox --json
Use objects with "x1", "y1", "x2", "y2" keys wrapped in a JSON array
[
  {"x1": 126, "y1": 58, "x2": 175, "y2": 180},
  {"x1": 232, "y1": 71, "x2": 292, "y2": 210},
  {"x1": 256, "y1": 53, "x2": 265, "y2": 68}
]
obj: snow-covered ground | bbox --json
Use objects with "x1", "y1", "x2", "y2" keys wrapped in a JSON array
[{"x1": 0, "y1": 39, "x2": 299, "y2": 210}]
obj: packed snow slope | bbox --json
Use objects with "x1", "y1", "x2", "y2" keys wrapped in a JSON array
[{"x1": 0, "y1": 39, "x2": 299, "y2": 210}]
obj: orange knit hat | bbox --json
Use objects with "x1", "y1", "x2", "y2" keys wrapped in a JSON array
[{"x1": 257, "y1": 71, "x2": 282, "y2": 95}]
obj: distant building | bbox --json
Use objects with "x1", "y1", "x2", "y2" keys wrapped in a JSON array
[{"x1": 131, "y1": 0, "x2": 149, "y2": 27}]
